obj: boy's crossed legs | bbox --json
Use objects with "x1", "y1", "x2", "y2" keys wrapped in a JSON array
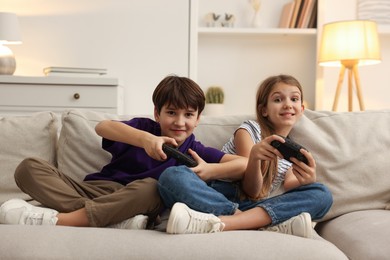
[{"x1": 0, "y1": 158, "x2": 163, "y2": 229}]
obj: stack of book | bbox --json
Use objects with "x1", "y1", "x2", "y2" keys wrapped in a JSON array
[
  {"x1": 278, "y1": 0, "x2": 317, "y2": 29},
  {"x1": 43, "y1": 67, "x2": 108, "y2": 77}
]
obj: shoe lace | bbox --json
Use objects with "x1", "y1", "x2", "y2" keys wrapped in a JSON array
[
  {"x1": 24, "y1": 212, "x2": 44, "y2": 225},
  {"x1": 265, "y1": 222, "x2": 291, "y2": 234},
  {"x1": 24, "y1": 211, "x2": 57, "y2": 225},
  {"x1": 188, "y1": 214, "x2": 223, "y2": 233}
]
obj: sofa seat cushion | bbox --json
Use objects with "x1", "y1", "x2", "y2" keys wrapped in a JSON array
[
  {"x1": 0, "y1": 225, "x2": 347, "y2": 260},
  {"x1": 0, "y1": 112, "x2": 58, "y2": 204},
  {"x1": 290, "y1": 110, "x2": 390, "y2": 221},
  {"x1": 316, "y1": 210, "x2": 390, "y2": 260}
]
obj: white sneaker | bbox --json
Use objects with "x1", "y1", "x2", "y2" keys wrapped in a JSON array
[
  {"x1": 263, "y1": 212, "x2": 313, "y2": 238},
  {"x1": 0, "y1": 198, "x2": 58, "y2": 225},
  {"x1": 109, "y1": 215, "x2": 148, "y2": 229},
  {"x1": 166, "y1": 202, "x2": 225, "y2": 234}
]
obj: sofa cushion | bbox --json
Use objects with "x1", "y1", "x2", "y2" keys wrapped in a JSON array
[
  {"x1": 0, "y1": 225, "x2": 347, "y2": 260},
  {"x1": 316, "y1": 210, "x2": 390, "y2": 260},
  {"x1": 57, "y1": 110, "x2": 131, "y2": 181},
  {"x1": 290, "y1": 109, "x2": 390, "y2": 221},
  {"x1": 194, "y1": 114, "x2": 254, "y2": 150},
  {"x1": 0, "y1": 112, "x2": 58, "y2": 204}
]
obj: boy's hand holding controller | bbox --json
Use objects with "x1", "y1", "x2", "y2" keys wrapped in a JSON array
[
  {"x1": 163, "y1": 147, "x2": 222, "y2": 182},
  {"x1": 142, "y1": 135, "x2": 178, "y2": 161},
  {"x1": 162, "y1": 144, "x2": 198, "y2": 168}
]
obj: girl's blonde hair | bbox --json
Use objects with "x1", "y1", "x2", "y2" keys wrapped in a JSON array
[{"x1": 254, "y1": 74, "x2": 303, "y2": 199}]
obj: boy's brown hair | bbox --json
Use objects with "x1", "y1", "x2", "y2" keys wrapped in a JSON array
[{"x1": 152, "y1": 75, "x2": 205, "y2": 115}]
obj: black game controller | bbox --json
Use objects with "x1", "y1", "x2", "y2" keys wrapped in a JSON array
[
  {"x1": 162, "y1": 144, "x2": 198, "y2": 167},
  {"x1": 270, "y1": 136, "x2": 308, "y2": 164}
]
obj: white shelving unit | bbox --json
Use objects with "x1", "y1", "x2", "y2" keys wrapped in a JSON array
[
  {"x1": 198, "y1": 27, "x2": 316, "y2": 36},
  {"x1": 189, "y1": 0, "x2": 320, "y2": 115}
]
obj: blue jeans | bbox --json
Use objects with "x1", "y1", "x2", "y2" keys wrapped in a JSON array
[{"x1": 158, "y1": 166, "x2": 333, "y2": 225}]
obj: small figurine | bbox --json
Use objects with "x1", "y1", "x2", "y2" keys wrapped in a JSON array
[
  {"x1": 222, "y1": 13, "x2": 236, "y2": 27},
  {"x1": 204, "y1": 12, "x2": 221, "y2": 27}
]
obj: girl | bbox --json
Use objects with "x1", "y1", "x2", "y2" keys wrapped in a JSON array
[{"x1": 158, "y1": 74, "x2": 333, "y2": 238}]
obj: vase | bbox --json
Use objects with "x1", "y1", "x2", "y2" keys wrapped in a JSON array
[
  {"x1": 203, "y1": 104, "x2": 225, "y2": 116},
  {"x1": 251, "y1": 10, "x2": 261, "y2": 28}
]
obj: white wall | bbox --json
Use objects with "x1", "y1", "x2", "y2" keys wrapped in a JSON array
[
  {"x1": 1, "y1": 0, "x2": 389, "y2": 114},
  {"x1": 0, "y1": 0, "x2": 189, "y2": 115}
]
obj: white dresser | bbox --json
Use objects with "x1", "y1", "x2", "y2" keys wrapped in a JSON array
[{"x1": 0, "y1": 76, "x2": 124, "y2": 115}]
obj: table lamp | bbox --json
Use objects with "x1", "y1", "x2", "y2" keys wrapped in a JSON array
[
  {"x1": 0, "y1": 12, "x2": 22, "y2": 75},
  {"x1": 318, "y1": 20, "x2": 381, "y2": 111}
]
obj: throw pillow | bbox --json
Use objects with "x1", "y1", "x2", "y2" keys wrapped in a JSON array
[{"x1": 0, "y1": 112, "x2": 58, "y2": 204}]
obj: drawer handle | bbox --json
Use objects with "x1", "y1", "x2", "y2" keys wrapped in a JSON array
[{"x1": 73, "y1": 93, "x2": 80, "y2": 100}]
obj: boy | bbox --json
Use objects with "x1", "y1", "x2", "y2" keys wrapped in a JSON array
[{"x1": 0, "y1": 75, "x2": 247, "y2": 229}]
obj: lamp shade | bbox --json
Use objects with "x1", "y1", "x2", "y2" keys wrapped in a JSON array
[
  {"x1": 0, "y1": 12, "x2": 22, "y2": 44},
  {"x1": 318, "y1": 20, "x2": 381, "y2": 67}
]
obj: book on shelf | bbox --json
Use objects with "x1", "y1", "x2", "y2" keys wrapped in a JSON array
[
  {"x1": 44, "y1": 72, "x2": 109, "y2": 77},
  {"x1": 43, "y1": 66, "x2": 107, "y2": 76},
  {"x1": 278, "y1": 1, "x2": 296, "y2": 28},
  {"x1": 307, "y1": 2, "x2": 317, "y2": 28},
  {"x1": 297, "y1": 0, "x2": 317, "y2": 28},
  {"x1": 289, "y1": 0, "x2": 302, "y2": 28}
]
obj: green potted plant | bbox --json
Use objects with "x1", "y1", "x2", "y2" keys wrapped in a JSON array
[{"x1": 203, "y1": 86, "x2": 225, "y2": 115}]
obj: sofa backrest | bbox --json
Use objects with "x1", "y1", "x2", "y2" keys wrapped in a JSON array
[
  {"x1": 3, "y1": 109, "x2": 390, "y2": 223},
  {"x1": 57, "y1": 109, "x2": 253, "y2": 182}
]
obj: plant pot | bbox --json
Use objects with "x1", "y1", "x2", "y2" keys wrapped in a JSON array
[{"x1": 203, "y1": 104, "x2": 225, "y2": 116}]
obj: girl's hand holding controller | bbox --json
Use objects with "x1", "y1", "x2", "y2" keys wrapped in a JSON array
[
  {"x1": 290, "y1": 148, "x2": 317, "y2": 185},
  {"x1": 270, "y1": 135, "x2": 309, "y2": 164},
  {"x1": 250, "y1": 135, "x2": 285, "y2": 162}
]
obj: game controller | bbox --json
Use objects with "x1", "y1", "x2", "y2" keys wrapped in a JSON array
[
  {"x1": 270, "y1": 136, "x2": 308, "y2": 164},
  {"x1": 162, "y1": 144, "x2": 198, "y2": 167}
]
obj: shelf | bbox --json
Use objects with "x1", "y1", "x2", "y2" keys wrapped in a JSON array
[
  {"x1": 198, "y1": 27, "x2": 317, "y2": 36},
  {"x1": 0, "y1": 75, "x2": 120, "y2": 86}
]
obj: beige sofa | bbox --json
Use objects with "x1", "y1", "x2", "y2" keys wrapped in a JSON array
[{"x1": 1, "y1": 108, "x2": 389, "y2": 259}]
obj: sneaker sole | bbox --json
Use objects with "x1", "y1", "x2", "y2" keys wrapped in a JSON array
[
  {"x1": 1, "y1": 199, "x2": 48, "y2": 213},
  {"x1": 298, "y1": 212, "x2": 313, "y2": 238},
  {"x1": 1, "y1": 198, "x2": 31, "y2": 210},
  {"x1": 131, "y1": 215, "x2": 148, "y2": 229},
  {"x1": 166, "y1": 203, "x2": 186, "y2": 234},
  {"x1": 109, "y1": 215, "x2": 149, "y2": 229},
  {"x1": 0, "y1": 199, "x2": 32, "y2": 223}
]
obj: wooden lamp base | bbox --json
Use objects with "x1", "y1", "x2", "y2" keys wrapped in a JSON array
[{"x1": 332, "y1": 60, "x2": 365, "y2": 112}]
